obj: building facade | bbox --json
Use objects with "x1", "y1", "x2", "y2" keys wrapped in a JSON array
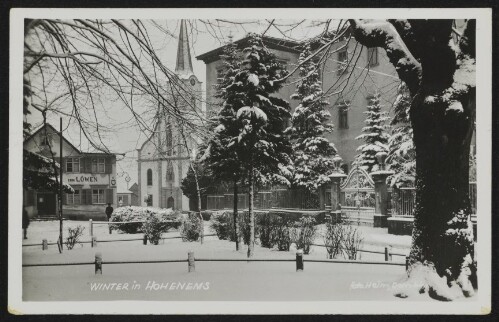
[
  {"x1": 23, "y1": 123, "x2": 117, "y2": 220},
  {"x1": 196, "y1": 33, "x2": 399, "y2": 171},
  {"x1": 136, "y1": 20, "x2": 201, "y2": 211}
]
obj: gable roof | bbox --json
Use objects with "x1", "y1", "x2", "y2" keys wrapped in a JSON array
[
  {"x1": 24, "y1": 123, "x2": 81, "y2": 155},
  {"x1": 24, "y1": 123, "x2": 117, "y2": 156},
  {"x1": 196, "y1": 35, "x2": 301, "y2": 64}
]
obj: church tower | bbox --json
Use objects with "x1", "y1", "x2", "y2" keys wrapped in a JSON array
[{"x1": 137, "y1": 19, "x2": 201, "y2": 211}]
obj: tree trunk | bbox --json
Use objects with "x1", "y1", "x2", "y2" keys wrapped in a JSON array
[
  {"x1": 233, "y1": 179, "x2": 240, "y2": 251},
  {"x1": 404, "y1": 89, "x2": 476, "y2": 300},
  {"x1": 190, "y1": 163, "x2": 204, "y2": 245},
  {"x1": 247, "y1": 163, "x2": 255, "y2": 258}
]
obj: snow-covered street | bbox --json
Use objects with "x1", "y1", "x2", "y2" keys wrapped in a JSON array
[{"x1": 21, "y1": 220, "x2": 416, "y2": 301}]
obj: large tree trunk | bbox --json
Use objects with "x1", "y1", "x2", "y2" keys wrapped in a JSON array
[
  {"x1": 247, "y1": 163, "x2": 255, "y2": 258},
  {"x1": 406, "y1": 89, "x2": 476, "y2": 300},
  {"x1": 233, "y1": 179, "x2": 240, "y2": 251}
]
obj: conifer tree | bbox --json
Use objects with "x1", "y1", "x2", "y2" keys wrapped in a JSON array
[
  {"x1": 354, "y1": 92, "x2": 390, "y2": 172},
  {"x1": 285, "y1": 45, "x2": 340, "y2": 191},
  {"x1": 228, "y1": 34, "x2": 292, "y2": 257},
  {"x1": 386, "y1": 82, "x2": 416, "y2": 187}
]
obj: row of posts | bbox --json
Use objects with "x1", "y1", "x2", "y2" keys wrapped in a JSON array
[{"x1": 93, "y1": 250, "x2": 410, "y2": 275}]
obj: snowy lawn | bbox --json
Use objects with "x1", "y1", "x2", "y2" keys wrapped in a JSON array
[{"x1": 22, "y1": 220, "x2": 415, "y2": 301}]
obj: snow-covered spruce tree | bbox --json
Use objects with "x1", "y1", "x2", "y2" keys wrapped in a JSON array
[
  {"x1": 227, "y1": 34, "x2": 293, "y2": 257},
  {"x1": 386, "y1": 82, "x2": 416, "y2": 187},
  {"x1": 200, "y1": 40, "x2": 246, "y2": 250},
  {"x1": 353, "y1": 92, "x2": 390, "y2": 172},
  {"x1": 350, "y1": 19, "x2": 476, "y2": 300},
  {"x1": 285, "y1": 45, "x2": 339, "y2": 191}
]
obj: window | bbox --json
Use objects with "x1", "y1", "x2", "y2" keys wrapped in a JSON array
[
  {"x1": 92, "y1": 158, "x2": 105, "y2": 173},
  {"x1": 338, "y1": 102, "x2": 350, "y2": 129},
  {"x1": 67, "y1": 190, "x2": 81, "y2": 205},
  {"x1": 216, "y1": 67, "x2": 225, "y2": 85},
  {"x1": 166, "y1": 125, "x2": 173, "y2": 156},
  {"x1": 166, "y1": 161, "x2": 174, "y2": 182},
  {"x1": 66, "y1": 158, "x2": 80, "y2": 173},
  {"x1": 367, "y1": 47, "x2": 379, "y2": 67},
  {"x1": 337, "y1": 49, "x2": 348, "y2": 75},
  {"x1": 92, "y1": 189, "x2": 105, "y2": 204},
  {"x1": 147, "y1": 169, "x2": 153, "y2": 186}
]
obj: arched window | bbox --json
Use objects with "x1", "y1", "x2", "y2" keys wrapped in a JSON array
[
  {"x1": 166, "y1": 125, "x2": 173, "y2": 156},
  {"x1": 166, "y1": 161, "x2": 174, "y2": 182},
  {"x1": 147, "y1": 169, "x2": 153, "y2": 186}
]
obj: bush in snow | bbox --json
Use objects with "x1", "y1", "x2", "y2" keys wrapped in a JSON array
[
  {"x1": 285, "y1": 44, "x2": 341, "y2": 191},
  {"x1": 342, "y1": 225, "x2": 364, "y2": 260},
  {"x1": 323, "y1": 220, "x2": 344, "y2": 259},
  {"x1": 271, "y1": 216, "x2": 293, "y2": 251},
  {"x1": 65, "y1": 225, "x2": 85, "y2": 250},
  {"x1": 293, "y1": 216, "x2": 318, "y2": 255},
  {"x1": 110, "y1": 206, "x2": 181, "y2": 234},
  {"x1": 180, "y1": 212, "x2": 201, "y2": 242},
  {"x1": 257, "y1": 212, "x2": 280, "y2": 248},
  {"x1": 209, "y1": 211, "x2": 233, "y2": 240},
  {"x1": 353, "y1": 92, "x2": 390, "y2": 172},
  {"x1": 142, "y1": 214, "x2": 167, "y2": 245}
]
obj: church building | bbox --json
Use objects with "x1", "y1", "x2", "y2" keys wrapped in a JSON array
[{"x1": 136, "y1": 20, "x2": 202, "y2": 211}]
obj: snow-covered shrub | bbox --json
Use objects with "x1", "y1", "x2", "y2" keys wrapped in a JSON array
[
  {"x1": 180, "y1": 213, "x2": 201, "y2": 242},
  {"x1": 210, "y1": 211, "x2": 232, "y2": 240},
  {"x1": 65, "y1": 225, "x2": 85, "y2": 250},
  {"x1": 342, "y1": 225, "x2": 364, "y2": 260},
  {"x1": 110, "y1": 206, "x2": 181, "y2": 234},
  {"x1": 295, "y1": 216, "x2": 318, "y2": 254},
  {"x1": 271, "y1": 216, "x2": 293, "y2": 251},
  {"x1": 142, "y1": 214, "x2": 168, "y2": 245},
  {"x1": 257, "y1": 213, "x2": 280, "y2": 248},
  {"x1": 323, "y1": 221, "x2": 344, "y2": 259}
]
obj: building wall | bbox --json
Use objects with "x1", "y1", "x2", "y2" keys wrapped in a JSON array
[
  {"x1": 23, "y1": 124, "x2": 117, "y2": 220},
  {"x1": 201, "y1": 38, "x2": 399, "y2": 171}
]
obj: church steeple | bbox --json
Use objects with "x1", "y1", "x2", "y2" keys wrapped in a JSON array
[{"x1": 175, "y1": 19, "x2": 194, "y2": 76}]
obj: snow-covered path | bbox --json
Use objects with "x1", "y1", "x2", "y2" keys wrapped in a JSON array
[{"x1": 22, "y1": 220, "x2": 413, "y2": 301}]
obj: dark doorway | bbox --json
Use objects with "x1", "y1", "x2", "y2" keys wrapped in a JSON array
[
  {"x1": 167, "y1": 196, "x2": 174, "y2": 209},
  {"x1": 37, "y1": 192, "x2": 56, "y2": 216}
]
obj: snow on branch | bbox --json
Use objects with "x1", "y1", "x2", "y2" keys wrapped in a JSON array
[{"x1": 349, "y1": 19, "x2": 422, "y2": 94}]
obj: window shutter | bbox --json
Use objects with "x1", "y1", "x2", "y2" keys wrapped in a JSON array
[
  {"x1": 82, "y1": 189, "x2": 92, "y2": 205},
  {"x1": 106, "y1": 189, "x2": 114, "y2": 204},
  {"x1": 79, "y1": 158, "x2": 85, "y2": 173},
  {"x1": 84, "y1": 157, "x2": 92, "y2": 173},
  {"x1": 105, "y1": 157, "x2": 113, "y2": 174}
]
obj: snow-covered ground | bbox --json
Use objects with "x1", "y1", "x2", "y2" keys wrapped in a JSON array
[{"x1": 22, "y1": 220, "x2": 414, "y2": 301}]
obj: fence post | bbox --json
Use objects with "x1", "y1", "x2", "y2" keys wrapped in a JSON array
[
  {"x1": 42, "y1": 239, "x2": 48, "y2": 250},
  {"x1": 188, "y1": 251, "x2": 195, "y2": 273},
  {"x1": 296, "y1": 249, "x2": 304, "y2": 272},
  {"x1": 143, "y1": 235, "x2": 148, "y2": 245},
  {"x1": 89, "y1": 219, "x2": 93, "y2": 237},
  {"x1": 109, "y1": 223, "x2": 112, "y2": 235},
  {"x1": 384, "y1": 246, "x2": 392, "y2": 261},
  {"x1": 91, "y1": 236, "x2": 97, "y2": 248},
  {"x1": 405, "y1": 256, "x2": 409, "y2": 271},
  {"x1": 95, "y1": 252, "x2": 102, "y2": 275}
]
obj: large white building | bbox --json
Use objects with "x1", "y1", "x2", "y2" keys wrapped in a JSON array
[{"x1": 136, "y1": 20, "x2": 202, "y2": 211}]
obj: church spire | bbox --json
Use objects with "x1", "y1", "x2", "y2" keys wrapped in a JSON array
[{"x1": 175, "y1": 19, "x2": 194, "y2": 76}]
